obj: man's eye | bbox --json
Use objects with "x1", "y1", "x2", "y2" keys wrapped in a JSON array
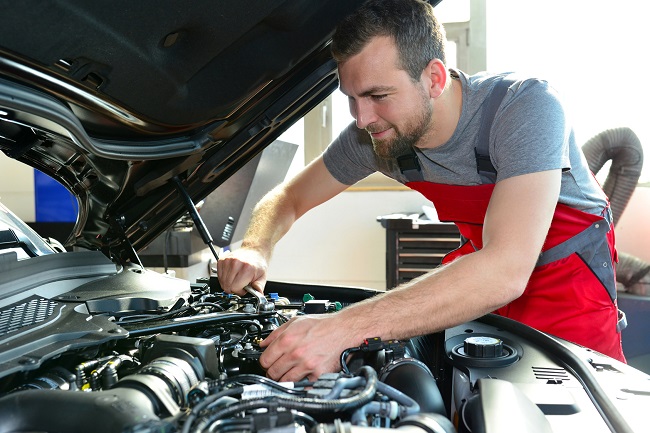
[{"x1": 372, "y1": 94, "x2": 387, "y2": 100}]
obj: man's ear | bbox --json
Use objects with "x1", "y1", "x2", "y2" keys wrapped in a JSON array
[{"x1": 423, "y1": 58, "x2": 447, "y2": 98}]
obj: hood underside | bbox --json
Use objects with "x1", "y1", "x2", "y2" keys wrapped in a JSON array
[{"x1": 0, "y1": 0, "x2": 370, "y2": 259}]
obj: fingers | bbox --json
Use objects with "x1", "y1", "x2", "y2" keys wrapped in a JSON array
[
  {"x1": 259, "y1": 316, "x2": 342, "y2": 382},
  {"x1": 260, "y1": 334, "x2": 317, "y2": 382},
  {"x1": 260, "y1": 321, "x2": 303, "y2": 380},
  {"x1": 216, "y1": 250, "x2": 267, "y2": 295},
  {"x1": 259, "y1": 317, "x2": 294, "y2": 348},
  {"x1": 249, "y1": 279, "x2": 266, "y2": 294}
]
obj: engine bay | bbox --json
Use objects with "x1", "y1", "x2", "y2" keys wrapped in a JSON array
[{"x1": 0, "y1": 252, "x2": 648, "y2": 433}]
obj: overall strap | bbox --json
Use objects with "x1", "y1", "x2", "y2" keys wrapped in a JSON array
[
  {"x1": 396, "y1": 148, "x2": 424, "y2": 182},
  {"x1": 475, "y1": 77, "x2": 515, "y2": 184},
  {"x1": 397, "y1": 75, "x2": 515, "y2": 183}
]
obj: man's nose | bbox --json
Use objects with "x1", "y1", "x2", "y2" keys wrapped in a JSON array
[{"x1": 352, "y1": 100, "x2": 376, "y2": 130}]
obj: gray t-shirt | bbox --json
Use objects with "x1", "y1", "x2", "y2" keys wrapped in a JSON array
[{"x1": 323, "y1": 69, "x2": 608, "y2": 215}]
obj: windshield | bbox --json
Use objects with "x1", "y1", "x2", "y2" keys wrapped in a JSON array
[{"x1": 0, "y1": 201, "x2": 56, "y2": 259}]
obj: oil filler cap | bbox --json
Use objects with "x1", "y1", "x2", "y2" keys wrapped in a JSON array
[{"x1": 464, "y1": 336, "x2": 503, "y2": 358}]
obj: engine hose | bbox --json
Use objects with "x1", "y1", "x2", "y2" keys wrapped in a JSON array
[
  {"x1": 379, "y1": 358, "x2": 445, "y2": 416},
  {"x1": 581, "y1": 126, "x2": 643, "y2": 224},
  {"x1": 374, "y1": 382, "x2": 420, "y2": 416},
  {"x1": 191, "y1": 366, "x2": 379, "y2": 433},
  {"x1": 351, "y1": 401, "x2": 399, "y2": 426},
  {"x1": 314, "y1": 413, "x2": 457, "y2": 433},
  {"x1": 350, "y1": 382, "x2": 421, "y2": 426},
  {"x1": 266, "y1": 366, "x2": 378, "y2": 413},
  {"x1": 0, "y1": 388, "x2": 160, "y2": 433},
  {"x1": 209, "y1": 374, "x2": 307, "y2": 396},
  {"x1": 324, "y1": 376, "x2": 366, "y2": 399},
  {"x1": 182, "y1": 388, "x2": 243, "y2": 433}
]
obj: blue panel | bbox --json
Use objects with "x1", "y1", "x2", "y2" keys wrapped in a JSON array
[{"x1": 34, "y1": 170, "x2": 78, "y2": 222}]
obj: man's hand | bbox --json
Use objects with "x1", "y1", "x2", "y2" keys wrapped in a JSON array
[
  {"x1": 259, "y1": 314, "x2": 354, "y2": 382},
  {"x1": 216, "y1": 248, "x2": 268, "y2": 296}
]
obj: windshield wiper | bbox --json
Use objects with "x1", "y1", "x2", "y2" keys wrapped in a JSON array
[{"x1": 0, "y1": 228, "x2": 37, "y2": 257}]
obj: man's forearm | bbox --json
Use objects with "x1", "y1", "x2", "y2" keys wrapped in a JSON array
[
  {"x1": 241, "y1": 155, "x2": 349, "y2": 260},
  {"x1": 334, "y1": 249, "x2": 528, "y2": 345},
  {"x1": 240, "y1": 186, "x2": 299, "y2": 260}
]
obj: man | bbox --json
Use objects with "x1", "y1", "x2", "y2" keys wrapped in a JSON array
[{"x1": 217, "y1": 0, "x2": 626, "y2": 381}]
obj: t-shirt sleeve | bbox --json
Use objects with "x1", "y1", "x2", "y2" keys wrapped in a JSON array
[
  {"x1": 322, "y1": 121, "x2": 379, "y2": 185},
  {"x1": 491, "y1": 79, "x2": 572, "y2": 181}
]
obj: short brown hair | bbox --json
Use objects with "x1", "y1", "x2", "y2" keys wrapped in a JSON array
[{"x1": 331, "y1": 0, "x2": 446, "y2": 81}]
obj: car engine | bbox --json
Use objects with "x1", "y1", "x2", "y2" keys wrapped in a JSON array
[{"x1": 0, "y1": 259, "x2": 453, "y2": 433}]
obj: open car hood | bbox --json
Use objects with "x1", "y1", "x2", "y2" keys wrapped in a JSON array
[
  {"x1": 0, "y1": 0, "x2": 379, "y2": 258},
  {"x1": 1, "y1": 3, "x2": 650, "y2": 432}
]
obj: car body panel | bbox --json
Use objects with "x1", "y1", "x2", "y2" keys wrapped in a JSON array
[{"x1": 0, "y1": 0, "x2": 366, "y2": 257}]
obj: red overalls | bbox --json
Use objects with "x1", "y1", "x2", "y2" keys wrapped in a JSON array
[
  {"x1": 396, "y1": 76, "x2": 625, "y2": 362},
  {"x1": 406, "y1": 181, "x2": 626, "y2": 362}
]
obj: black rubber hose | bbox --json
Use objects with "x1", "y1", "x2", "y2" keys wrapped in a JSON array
[
  {"x1": 226, "y1": 366, "x2": 377, "y2": 413},
  {"x1": 379, "y1": 358, "x2": 445, "y2": 415},
  {"x1": 0, "y1": 388, "x2": 159, "y2": 433},
  {"x1": 192, "y1": 366, "x2": 379, "y2": 433}
]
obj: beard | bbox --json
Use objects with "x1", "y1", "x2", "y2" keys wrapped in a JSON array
[{"x1": 368, "y1": 95, "x2": 433, "y2": 160}]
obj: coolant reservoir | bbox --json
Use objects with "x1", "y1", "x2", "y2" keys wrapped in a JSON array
[{"x1": 463, "y1": 336, "x2": 504, "y2": 358}]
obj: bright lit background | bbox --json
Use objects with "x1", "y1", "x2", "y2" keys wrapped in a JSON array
[
  {"x1": 331, "y1": 0, "x2": 649, "y2": 183},
  {"x1": 486, "y1": 0, "x2": 648, "y2": 183}
]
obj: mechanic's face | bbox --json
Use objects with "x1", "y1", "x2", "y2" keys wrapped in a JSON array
[{"x1": 338, "y1": 36, "x2": 434, "y2": 159}]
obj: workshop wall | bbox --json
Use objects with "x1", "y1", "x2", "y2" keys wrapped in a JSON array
[
  {"x1": 267, "y1": 189, "x2": 430, "y2": 291},
  {"x1": 0, "y1": 155, "x2": 34, "y2": 220}
]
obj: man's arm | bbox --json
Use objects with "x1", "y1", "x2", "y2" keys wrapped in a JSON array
[
  {"x1": 259, "y1": 169, "x2": 561, "y2": 381},
  {"x1": 217, "y1": 155, "x2": 349, "y2": 295}
]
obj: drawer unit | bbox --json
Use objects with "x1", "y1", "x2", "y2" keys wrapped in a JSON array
[{"x1": 379, "y1": 218, "x2": 460, "y2": 289}]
